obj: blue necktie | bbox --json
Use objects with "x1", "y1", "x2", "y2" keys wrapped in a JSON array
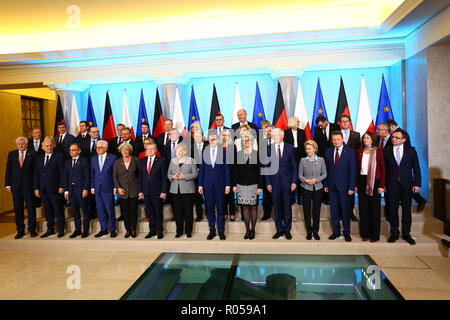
[
  {"x1": 395, "y1": 147, "x2": 401, "y2": 165},
  {"x1": 44, "y1": 155, "x2": 49, "y2": 168}
]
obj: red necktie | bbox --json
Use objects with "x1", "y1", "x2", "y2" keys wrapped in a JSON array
[
  {"x1": 334, "y1": 148, "x2": 340, "y2": 166},
  {"x1": 19, "y1": 151, "x2": 24, "y2": 168},
  {"x1": 380, "y1": 139, "x2": 384, "y2": 148},
  {"x1": 147, "y1": 157, "x2": 152, "y2": 175}
]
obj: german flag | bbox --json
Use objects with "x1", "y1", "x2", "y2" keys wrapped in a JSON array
[
  {"x1": 54, "y1": 93, "x2": 65, "y2": 136},
  {"x1": 273, "y1": 81, "x2": 288, "y2": 130},
  {"x1": 208, "y1": 84, "x2": 221, "y2": 129},
  {"x1": 152, "y1": 88, "x2": 165, "y2": 139},
  {"x1": 102, "y1": 91, "x2": 116, "y2": 142},
  {"x1": 335, "y1": 77, "x2": 353, "y2": 130}
]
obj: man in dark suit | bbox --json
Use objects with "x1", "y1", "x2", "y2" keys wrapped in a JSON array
[
  {"x1": 260, "y1": 123, "x2": 273, "y2": 220},
  {"x1": 198, "y1": 131, "x2": 231, "y2": 240},
  {"x1": 138, "y1": 141, "x2": 167, "y2": 239},
  {"x1": 265, "y1": 128, "x2": 298, "y2": 240},
  {"x1": 28, "y1": 127, "x2": 44, "y2": 155},
  {"x1": 340, "y1": 114, "x2": 360, "y2": 222},
  {"x1": 34, "y1": 136, "x2": 66, "y2": 238},
  {"x1": 91, "y1": 140, "x2": 117, "y2": 238},
  {"x1": 383, "y1": 129, "x2": 421, "y2": 245},
  {"x1": 377, "y1": 122, "x2": 392, "y2": 221},
  {"x1": 313, "y1": 115, "x2": 340, "y2": 157},
  {"x1": 55, "y1": 122, "x2": 75, "y2": 159},
  {"x1": 135, "y1": 122, "x2": 155, "y2": 157},
  {"x1": 5, "y1": 137, "x2": 38, "y2": 238},
  {"x1": 107, "y1": 123, "x2": 125, "y2": 155},
  {"x1": 64, "y1": 143, "x2": 91, "y2": 238},
  {"x1": 189, "y1": 129, "x2": 209, "y2": 221},
  {"x1": 210, "y1": 113, "x2": 229, "y2": 141},
  {"x1": 156, "y1": 119, "x2": 174, "y2": 152},
  {"x1": 74, "y1": 121, "x2": 91, "y2": 158},
  {"x1": 231, "y1": 108, "x2": 258, "y2": 140},
  {"x1": 112, "y1": 127, "x2": 135, "y2": 157},
  {"x1": 86, "y1": 126, "x2": 100, "y2": 157},
  {"x1": 323, "y1": 130, "x2": 356, "y2": 242}
]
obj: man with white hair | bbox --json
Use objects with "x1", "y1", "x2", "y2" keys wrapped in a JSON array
[
  {"x1": 91, "y1": 140, "x2": 118, "y2": 238},
  {"x1": 5, "y1": 137, "x2": 38, "y2": 239},
  {"x1": 231, "y1": 108, "x2": 258, "y2": 139}
]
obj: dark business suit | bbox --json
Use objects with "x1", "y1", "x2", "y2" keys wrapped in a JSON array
[
  {"x1": 75, "y1": 134, "x2": 91, "y2": 158},
  {"x1": 231, "y1": 122, "x2": 258, "y2": 140},
  {"x1": 55, "y1": 133, "x2": 76, "y2": 159},
  {"x1": 284, "y1": 128, "x2": 307, "y2": 205},
  {"x1": 28, "y1": 138, "x2": 44, "y2": 155},
  {"x1": 139, "y1": 156, "x2": 167, "y2": 234},
  {"x1": 107, "y1": 136, "x2": 121, "y2": 155},
  {"x1": 91, "y1": 153, "x2": 117, "y2": 232},
  {"x1": 113, "y1": 156, "x2": 140, "y2": 233},
  {"x1": 135, "y1": 134, "x2": 155, "y2": 157},
  {"x1": 34, "y1": 153, "x2": 66, "y2": 234},
  {"x1": 261, "y1": 138, "x2": 273, "y2": 219},
  {"x1": 342, "y1": 130, "x2": 361, "y2": 218},
  {"x1": 156, "y1": 132, "x2": 171, "y2": 154},
  {"x1": 64, "y1": 157, "x2": 91, "y2": 233},
  {"x1": 265, "y1": 143, "x2": 298, "y2": 233},
  {"x1": 383, "y1": 144, "x2": 421, "y2": 236},
  {"x1": 5, "y1": 149, "x2": 38, "y2": 234},
  {"x1": 313, "y1": 122, "x2": 340, "y2": 157},
  {"x1": 112, "y1": 140, "x2": 137, "y2": 157},
  {"x1": 189, "y1": 140, "x2": 209, "y2": 219},
  {"x1": 198, "y1": 146, "x2": 231, "y2": 234},
  {"x1": 323, "y1": 145, "x2": 356, "y2": 236}
]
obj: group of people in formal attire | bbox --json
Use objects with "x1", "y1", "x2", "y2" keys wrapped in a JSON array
[{"x1": 5, "y1": 109, "x2": 422, "y2": 245}]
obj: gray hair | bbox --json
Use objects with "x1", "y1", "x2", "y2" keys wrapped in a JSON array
[
  {"x1": 97, "y1": 140, "x2": 108, "y2": 148},
  {"x1": 175, "y1": 143, "x2": 187, "y2": 154},
  {"x1": 15, "y1": 136, "x2": 28, "y2": 144}
]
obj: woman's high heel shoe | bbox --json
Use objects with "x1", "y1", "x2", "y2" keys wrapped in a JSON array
[
  {"x1": 125, "y1": 231, "x2": 131, "y2": 238},
  {"x1": 249, "y1": 229, "x2": 255, "y2": 240},
  {"x1": 244, "y1": 230, "x2": 250, "y2": 239}
]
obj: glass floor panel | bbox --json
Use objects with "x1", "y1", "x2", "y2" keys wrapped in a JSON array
[{"x1": 121, "y1": 253, "x2": 403, "y2": 300}]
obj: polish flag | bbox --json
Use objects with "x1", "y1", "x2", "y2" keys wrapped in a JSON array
[
  {"x1": 232, "y1": 82, "x2": 242, "y2": 125},
  {"x1": 173, "y1": 86, "x2": 187, "y2": 138},
  {"x1": 69, "y1": 93, "x2": 80, "y2": 137},
  {"x1": 355, "y1": 76, "x2": 376, "y2": 135},
  {"x1": 121, "y1": 90, "x2": 135, "y2": 140},
  {"x1": 293, "y1": 79, "x2": 313, "y2": 140}
]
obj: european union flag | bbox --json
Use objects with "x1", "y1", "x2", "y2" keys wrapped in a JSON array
[
  {"x1": 311, "y1": 78, "x2": 329, "y2": 139},
  {"x1": 86, "y1": 93, "x2": 97, "y2": 131},
  {"x1": 188, "y1": 86, "x2": 201, "y2": 131},
  {"x1": 252, "y1": 82, "x2": 266, "y2": 129},
  {"x1": 136, "y1": 89, "x2": 149, "y2": 137},
  {"x1": 375, "y1": 74, "x2": 394, "y2": 128}
]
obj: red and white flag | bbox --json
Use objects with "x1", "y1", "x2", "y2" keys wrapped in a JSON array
[
  {"x1": 232, "y1": 82, "x2": 242, "y2": 125},
  {"x1": 121, "y1": 90, "x2": 135, "y2": 140},
  {"x1": 173, "y1": 86, "x2": 187, "y2": 138},
  {"x1": 355, "y1": 76, "x2": 376, "y2": 135},
  {"x1": 293, "y1": 79, "x2": 313, "y2": 140}
]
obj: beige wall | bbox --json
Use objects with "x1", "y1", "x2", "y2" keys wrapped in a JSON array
[
  {"x1": 0, "y1": 91, "x2": 23, "y2": 213},
  {"x1": 0, "y1": 88, "x2": 56, "y2": 214}
]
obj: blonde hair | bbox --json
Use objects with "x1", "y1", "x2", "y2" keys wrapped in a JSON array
[
  {"x1": 288, "y1": 116, "x2": 299, "y2": 129},
  {"x1": 221, "y1": 129, "x2": 232, "y2": 147},
  {"x1": 43, "y1": 136, "x2": 55, "y2": 146},
  {"x1": 239, "y1": 124, "x2": 250, "y2": 131},
  {"x1": 304, "y1": 140, "x2": 318, "y2": 153},
  {"x1": 118, "y1": 143, "x2": 133, "y2": 153}
]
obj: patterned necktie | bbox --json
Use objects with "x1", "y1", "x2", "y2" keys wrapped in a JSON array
[
  {"x1": 396, "y1": 147, "x2": 401, "y2": 165},
  {"x1": 147, "y1": 157, "x2": 152, "y2": 175},
  {"x1": 19, "y1": 151, "x2": 24, "y2": 168},
  {"x1": 334, "y1": 148, "x2": 340, "y2": 166}
]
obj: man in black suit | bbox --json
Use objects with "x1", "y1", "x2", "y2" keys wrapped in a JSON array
[
  {"x1": 340, "y1": 114, "x2": 360, "y2": 222},
  {"x1": 383, "y1": 129, "x2": 421, "y2": 245},
  {"x1": 84, "y1": 125, "x2": 100, "y2": 220},
  {"x1": 261, "y1": 122, "x2": 273, "y2": 220},
  {"x1": 284, "y1": 116, "x2": 307, "y2": 205},
  {"x1": 5, "y1": 137, "x2": 38, "y2": 239},
  {"x1": 28, "y1": 127, "x2": 44, "y2": 155},
  {"x1": 107, "y1": 123, "x2": 125, "y2": 155},
  {"x1": 135, "y1": 122, "x2": 154, "y2": 157},
  {"x1": 231, "y1": 108, "x2": 258, "y2": 140},
  {"x1": 156, "y1": 119, "x2": 174, "y2": 152},
  {"x1": 386, "y1": 120, "x2": 427, "y2": 212},
  {"x1": 34, "y1": 136, "x2": 66, "y2": 238},
  {"x1": 377, "y1": 122, "x2": 392, "y2": 221},
  {"x1": 55, "y1": 122, "x2": 75, "y2": 159},
  {"x1": 313, "y1": 115, "x2": 341, "y2": 157},
  {"x1": 64, "y1": 143, "x2": 91, "y2": 238},
  {"x1": 189, "y1": 129, "x2": 209, "y2": 221},
  {"x1": 74, "y1": 121, "x2": 91, "y2": 157},
  {"x1": 138, "y1": 141, "x2": 167, "y2": 239},
  {"x1": 110, "y1": 126, "x2": 135, "y2": 157}
]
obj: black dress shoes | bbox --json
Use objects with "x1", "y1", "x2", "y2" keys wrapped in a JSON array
[
  {"x1": 57, "y1": 232, "x2": 65, "y2": 238},
  {"x1": 207, "y1": 231, "x2": 216, "y2": 240},
  {"x1": 110, "y1": 231, "x2": 117, "y2": 238},
  {"x1": 186, "y1": 233, "x2": 192, "y2": 238},
  {"x1": 95, "y1": 230, "x2": 108, "y2": 238},
  {"x1": 328, "y1": 233, "x2": 340, "y2": 240},
  {"x1": 40, "y1": 231, "x2": 55, "y2": 238},
  {"x1": 306, "y1": 233, "x2": 312, "y2": 241},
  {"x1": 131, "y1": 231, "x2": 137, "y2": 238},
  {"x1": 175, "y1": 233, "x2": 183, "y2": 238},
  {"x1": 125, "y1": 231, "x2": 131, "y2": 238},
  {"x1": 313, "y1": 233, "x2": 320, "y2": 240},
  {"x1": 285, "y1": 232, "x2": 292, "y2": 240},
  {"x1": 417, "y1": 201, "x2": 426, "y2": 213},
  {"x1": 387, "y1": 234, "x2": 400, "y2": 243},
  {"x1": 344, "y1": 234, "x2": 352, "y2": 242},
  {"x1": 402, "y1": 234, "x2": 416, "y2": 245},
  {"x1": 157, "y1": 232, "x2": 163, "y2": 239},
  {"x1": 195, "y1": 216, "x2": 203, "y2": 222},
  {"x1": 219, "y1": 232, "x2": 226, "y2": 240},
  {"x1": 117, "y1": 216, "x2": 124, "y2": 221},
  {"x1": 249, "y1": 229, "x2": 255, "y2": 240},
  {"x1": 350, "y1": 213, "x2": 359, "y2": 221},
  {"x1": 81, "y1": 231, "x2": 89, "y2": 238},
  {"x1": 30, "y1": 231, "x2": 38, "y2": 238},
  {"x1": 69, "y1": 230, "x2": 82, "y2": 238},
  {"x1": 145, "y1": 231, "x2": 156, "y2": 239},
  {"x1": 15, "y1": 233, "x2": 25, "y2": 239},
  {"x1": 272, "y1": 232, "x2": 284, "y2": 239},
  {"x1": 261, "y1": 216, "x2": 270, "y2": 221}
]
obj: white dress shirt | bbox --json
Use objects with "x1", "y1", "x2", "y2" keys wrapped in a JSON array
[
  {"x1": 18, "y1": 150, "x2": 27, "y2": 163},
  {"x1": 360, "y1": 152, "x2": 370, "y2": 175},
  {"x1": 342, "y1": 129, "x2": 350, "y2": 144},
  {"x1": 275, "y1": 142, "x2": 284, "y2": 159},
  {"x1": 44, "y1": 153, "x2": 53, "y2": 165},
  {"x1": 58, "y1": 133, "x2": 66, "y2": 143},
  {"x1": 147, "y1": 155, "x2": 156, "y2": 171},
  {"x1": 333, "y1": 145, "x2": 344, "y2": 160},
  {"x1": 292, "y1": 129, "x2": 298, "y2": 148}
]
